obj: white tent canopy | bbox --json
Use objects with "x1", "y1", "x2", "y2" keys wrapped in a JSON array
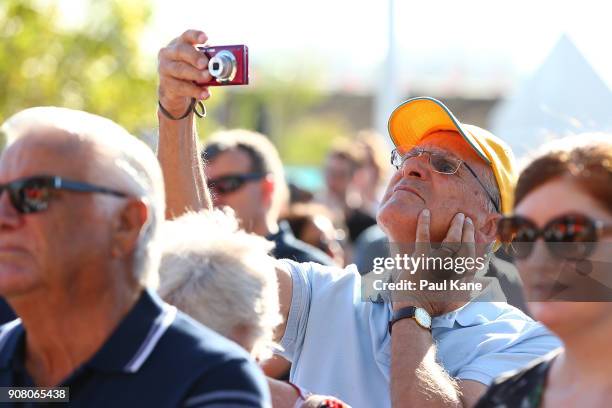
[{"x1": 489, "y1": 34, "x2": 612, "y2": 158}]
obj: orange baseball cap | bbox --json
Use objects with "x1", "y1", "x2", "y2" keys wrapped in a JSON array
[{"x1": 388, "y1": 97, "x2": 516, "y2": 214}]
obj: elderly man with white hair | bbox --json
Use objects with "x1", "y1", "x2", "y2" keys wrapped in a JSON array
[{"x1": 0, "y1": 108, "x2": 270, "y2": 407}]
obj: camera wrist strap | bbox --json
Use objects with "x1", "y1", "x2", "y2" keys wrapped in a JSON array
[{"x1": 158, "y1": 98, "x2": 207, "y2": 120}]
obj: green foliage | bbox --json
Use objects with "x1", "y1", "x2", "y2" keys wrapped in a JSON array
[
  {"x1": 277, "y1": 115, "x2": 352, "y2": 166},
  {"x1": 0, "y1": 0, "x2": 157, "y2": 133}
]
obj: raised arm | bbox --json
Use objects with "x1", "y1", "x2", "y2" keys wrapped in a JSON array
[
  {"x1": 157, "y1": 30, "x2": 294, "y2": 340},
  {"x1": 157, "y1": 29, "x2": 213, "y2": 218}
]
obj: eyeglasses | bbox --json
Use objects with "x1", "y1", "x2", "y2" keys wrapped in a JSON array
[
  {"x1": 0, "y1": 175, "x2": 128, "y2": 214},
  {"x1": 497, "y1": 214, "x2": 612, "y2": 260},
  {"x1": 207, "y1": 173, "x2": 267, "y2": 195},
  {"x1": 391, "y1": 148, "x2": 500, "y2": 213}
]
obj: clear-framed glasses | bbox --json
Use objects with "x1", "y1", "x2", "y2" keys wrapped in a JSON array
[
  {"x1": 390, "y1": 148, "x2": 500, "y2": 213},
  {"x1": 391, "y1": 148, "x2": 463, "y2": 174}
]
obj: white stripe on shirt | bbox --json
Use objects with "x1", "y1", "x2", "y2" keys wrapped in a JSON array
[
  {"x1": 0, "y1": 319, "x2": 21, "y2": 353},
  {"x1": 124, "y1": 304, "x2": 177, "y2": 372}
]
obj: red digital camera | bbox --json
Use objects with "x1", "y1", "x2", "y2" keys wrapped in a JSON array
[{"x1": 196, "y1": 44, "x2": 249, "y2": 86}]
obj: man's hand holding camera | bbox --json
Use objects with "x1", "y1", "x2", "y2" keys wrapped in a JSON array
[
  {"x1": 158, "y1": 30, "x2": 249, "y2": 119},
  {"x1": 158, "y1": 30, "x2": 213, "y2": 118}
]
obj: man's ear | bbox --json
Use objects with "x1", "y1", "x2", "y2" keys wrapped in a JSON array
[
  {"x1": 111, "y1": 199, "x2": 149, "y2": 258},
  {"x1": 261, "y1": 175, "x2": 275, "y2": 208},
  {"x1": 477, "y1": 212, "x2": 501, "y2": 244}
]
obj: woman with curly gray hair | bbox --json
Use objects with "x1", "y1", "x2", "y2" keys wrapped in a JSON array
[{"x1": 158, "y1": 209, "x2": 281, "y2": 361}]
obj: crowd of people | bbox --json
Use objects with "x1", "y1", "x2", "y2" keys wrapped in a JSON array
[{"x1": 0, "y1": 28, "x2": 610, "y2": 407}]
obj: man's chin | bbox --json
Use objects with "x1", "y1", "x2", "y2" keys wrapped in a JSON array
[
  {"x1": 376, "y1": 199, "x2": 424, "y2": 231},
  {"x1": 377, "y1": 205, "x2": 419, "y2": 244},
  {"x1": 0, "y1": 266, "x2": 41, "y2": 298}
]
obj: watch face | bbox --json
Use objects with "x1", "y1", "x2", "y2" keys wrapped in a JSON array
[{"x1": 415, "y1": 308, "x2": 432, "y2": 329}]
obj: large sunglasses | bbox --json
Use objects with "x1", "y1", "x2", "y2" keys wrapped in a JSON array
[
  {"x1": 207, "y1": 173, "x2": 267, "y2": 195},
  {"x1": 497, "y1": 214, "x2": 612, "y2": 260},
  {"x1": 0, "y1": 175, "x2": 128, "y2": 214},
  {"x1": 391, "y1": 148, "x2": 500, "y2": 213}
]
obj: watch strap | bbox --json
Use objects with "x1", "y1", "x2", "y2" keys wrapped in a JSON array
[{"x1": 389, "y1": 306, "x2": 431, "y2": 334}]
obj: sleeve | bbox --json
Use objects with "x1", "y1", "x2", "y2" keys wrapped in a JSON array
[
  {"x1": 277, "y1": 260, "x2": 352, "y2": 363},
  {"x1": 278, "y1": 260, "x2": 313, "y2": 362},
  {"x1": 182, "y1": 358, "x2": 271, "y2": 408},
  {"x1": 455, "y1": 324, "x2": 562, "y2": 385}
]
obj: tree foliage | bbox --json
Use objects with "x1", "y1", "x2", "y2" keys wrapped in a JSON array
[{"x1": 0, "y1": 0, "x2": 157, "y2": 132}]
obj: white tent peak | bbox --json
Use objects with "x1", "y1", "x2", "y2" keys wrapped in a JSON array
[{"x1": 489, "y1": 33, "x2": 612, "y2": 158}]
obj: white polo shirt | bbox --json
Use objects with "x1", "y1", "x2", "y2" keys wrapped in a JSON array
[{"x1": 279, "y1": 260, "x2": 561, "y2": 408}]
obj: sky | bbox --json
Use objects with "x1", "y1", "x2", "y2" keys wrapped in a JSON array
[
  {"x1": 139, "y1": 0, "x2": 612, "y2": 94},
  {"x1": 54, "y1": 0, "x2": 612, "y2": 94}
]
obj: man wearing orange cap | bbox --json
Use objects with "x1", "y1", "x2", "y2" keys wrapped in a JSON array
[
  {"x1": 377, "y1": 97, "x2": 534, "y2": 407},
  {"x1": 156, "y1": 29, "x2": 559, "y2": 408}
]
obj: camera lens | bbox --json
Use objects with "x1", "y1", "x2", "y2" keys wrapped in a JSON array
[{"x1": 208, "y1": 50, "x2": 237, "y2": 82}]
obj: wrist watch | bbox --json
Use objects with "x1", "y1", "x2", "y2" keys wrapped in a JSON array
[{"x1": 389, "y1": 306, "x2": 432, "y2": 334}]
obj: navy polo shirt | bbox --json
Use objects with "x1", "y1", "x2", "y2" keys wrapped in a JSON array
[{"x1": 0, "y1": 289, "x2": 270, "y2": 407}]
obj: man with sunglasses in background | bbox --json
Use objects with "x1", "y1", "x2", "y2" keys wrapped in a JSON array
[
  {"x1": 200, "y1": 129, "x2": 333, "y2": 266},
  {"x1": 0, "y1": 107, "x2": 270, "y2": 406},
  {"x1": 157, "y1": 29, "x2": 560, "y2": 408}
]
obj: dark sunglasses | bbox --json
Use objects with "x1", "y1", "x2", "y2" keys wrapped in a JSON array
[
  {"x1": 207, "y1": 173, "x2": 267, "y2": 195},
  {"x1": 497, "y1": 214, "x2": 612, "y2": 260},
  {"x1": 391, "y1": 148, "x2": 500, "y2": 213},
  {"x1": 0, "y1": 175, "x2": 128, "y2": 214}
]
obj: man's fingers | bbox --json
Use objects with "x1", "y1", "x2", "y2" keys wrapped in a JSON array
[
  {"x1": 461, "y1": 217, "x2": 475, "y2": 244},
  {"x1": 160, "y1": 43, "x2": 208, "y2": 70},
  {"x1": 199, "y1": 87, "x2": 211, "y2": 100},
  {"x1": 159, "y1": 76, "x2": 209, "y2": 100},
  {"x1": 439, "y1": 212, "x2": 465, "y2": 255},
  {"x1": 180, "y1": 29, "x2": 208, "y2": 45},
  {"x1": 443, "y1": 213, "x2": 465, "y2": 243},
  {"x1": 414, "y1": 209, "x2": 431, "y2": 256},
  {"x1": 461, "y1": 217, "x2": 476, "y2": 260},
  {"x1": 160, "y1": 60, "x2": 212, "y2": 83}
]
